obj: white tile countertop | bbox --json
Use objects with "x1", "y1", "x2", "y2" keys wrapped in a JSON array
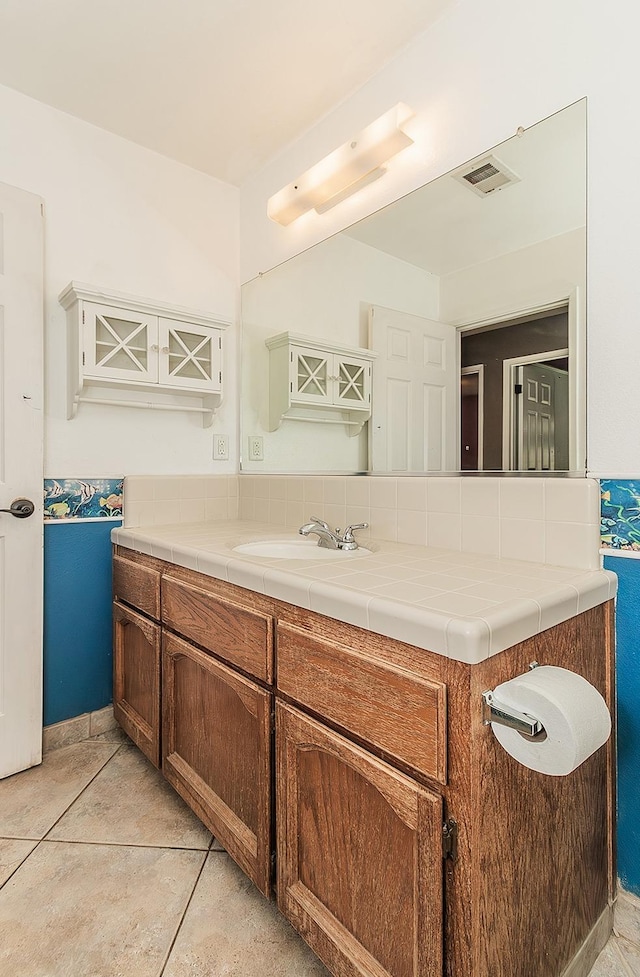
[{"x1": 111, "y1": 521, "x2": 617, "y2": 665}]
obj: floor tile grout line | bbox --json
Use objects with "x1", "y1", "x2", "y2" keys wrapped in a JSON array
[
  {"x1": 38, "y1": 741, "x2": 127, "y2": 843},
  {"x1": 612, "y1": 937, "x2": 637, "y2": 977},
  {"x1": 0, "y1": 742, "x2": 127, "y2": 891},
  {"x1": 158, "y1": 848, "x2": 211, "y2": 977},
  {"x1": 0, "y1": 841, "x2": 39, "y2": 892},
  {"x1": 38, "y1": 837, "x2": 213, "y2": 852}
]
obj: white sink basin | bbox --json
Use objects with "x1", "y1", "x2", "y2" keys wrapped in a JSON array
[{"x1": 232, "y1": 539, "x2": 372, "y2": 560}]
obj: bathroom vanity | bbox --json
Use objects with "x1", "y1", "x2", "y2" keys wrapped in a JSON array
[{"x1": 112, "y1": 522, "x2": 615, "y2": 977}]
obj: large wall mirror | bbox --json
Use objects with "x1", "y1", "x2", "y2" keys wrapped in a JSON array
[{"x1": 241, "y1": 99, "x2": 586, "y2": 474}]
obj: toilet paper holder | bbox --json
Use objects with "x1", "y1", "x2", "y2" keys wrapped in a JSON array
[{"x1": 481, "y1": 662, "x2": 545, "y2": 740}]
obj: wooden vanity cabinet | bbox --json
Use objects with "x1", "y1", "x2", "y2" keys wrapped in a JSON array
[
  {"x1": 274, "y1": 601, "x2": 615, "y2": 977},
  {"x1": 158, "y1": 564, "x2": 276, "y2": 896},
  {"x1": 277, "y1": 702, "x2": 444, "y2": 977},
  {"x1": 112, "y1": 548, "x2": 615, "y2": 977},
  {"x1": 162, "y1": 630, "x2": 273, "y2": 895},
  {"x1": 112, "y1": 554, "x2": 162, "y2": 767}
]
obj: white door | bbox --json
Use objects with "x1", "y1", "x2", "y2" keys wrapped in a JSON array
[
  {"x1": 0, "y1": 182, "x2": 44, "y2": 779},
  {"x1": 516, "y1": 362, "x2": 569, "y2": 471},
  {"x1": 369, "y1": 306, "x2": 457, "y2": 472}
]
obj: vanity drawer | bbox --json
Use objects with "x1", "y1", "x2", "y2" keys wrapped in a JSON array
[
  {"x1": 113, "y1": 554, "x2": 161, "y2": 621},
  {"x1": 161, "y1": 575, "x2": 274, "y2": 684},
  {"x1": 277, "y1": 621, "x2": 447, "y2": 784}
]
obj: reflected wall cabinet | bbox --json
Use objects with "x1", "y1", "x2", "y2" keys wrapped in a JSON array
[
  {"x1": 59, "y1": 282, "x2": 230, "y2": 426},
  {"x1": 266, "y1": 331, "x2": 376, "y2": 436}
]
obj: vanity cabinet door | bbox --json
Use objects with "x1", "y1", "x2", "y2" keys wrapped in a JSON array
[
  {"x1": 162, "y1": 632, "x2": 272, "y2": 896},
  {"x1": 276, "y1": 702, "x2": 443, "y2": 977},
  {"x1": 113, "y1": 600, "x2": 161, "y2": 768}
]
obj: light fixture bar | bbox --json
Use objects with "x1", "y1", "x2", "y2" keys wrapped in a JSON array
[{"x1": 267, "y1": 103, "x2": 415, "y2": 226}]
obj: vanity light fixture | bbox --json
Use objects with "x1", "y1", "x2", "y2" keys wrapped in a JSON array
[{"x1": 267, "y1": 103, "x2": 415, "y2": 226}]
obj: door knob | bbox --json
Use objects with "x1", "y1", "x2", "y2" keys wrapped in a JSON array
[{"x1": 0, "y1": 498, "x2": 35, "y2": 518}]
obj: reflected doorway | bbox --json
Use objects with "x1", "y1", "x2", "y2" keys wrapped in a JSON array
[
  {"x1": 508, "y1": 356, "x2": 569, "y2": 471},
  {"x1": 460, "y1": 365, "x2": 484, "y2": 470},
  {"x1": 460, "y1": 306, "x2": 569, "y2": 470}
]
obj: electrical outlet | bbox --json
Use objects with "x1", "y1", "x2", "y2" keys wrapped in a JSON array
[
  {"x1": 248, "y1": 435, "x2": 264, "y2": 461},
  {"x1": 213, "y1": 434, "x2": 229, "y2": 460}
]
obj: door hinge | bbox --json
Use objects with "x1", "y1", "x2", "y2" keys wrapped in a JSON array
[
  {"x1": 514, "y1": 383, "x2": 523, "y2": 395},
  {"x1": 442, "y1": 818, "x2": 458, "y2": 861}
]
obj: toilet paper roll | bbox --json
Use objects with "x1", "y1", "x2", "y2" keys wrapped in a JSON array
[{"x1": 490, "y1": 665, "x2": 611, "y2": 776}]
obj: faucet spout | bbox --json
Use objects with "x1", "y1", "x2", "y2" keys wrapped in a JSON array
[
  {"x1": 299, "y1": 517, "x2": 368, "y2": 551},
  {"x1": 299, "y1": 521, "x2": 341, "y2": 549}
]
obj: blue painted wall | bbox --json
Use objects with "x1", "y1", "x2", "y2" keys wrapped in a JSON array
[
  {"x1": 604, "y1": 554, "x2": 640, "y2": 897},
  {"x1": 43, "y1": 520, "x2": 120, "y2": 726}
]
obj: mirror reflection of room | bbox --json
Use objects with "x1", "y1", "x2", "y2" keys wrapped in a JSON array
[
  {"x1": 241, "y1": 99, "x2": 585, "y2": 475},
  {"x1": 460, "y1": 308, "x2": 569, "y2": 472}
]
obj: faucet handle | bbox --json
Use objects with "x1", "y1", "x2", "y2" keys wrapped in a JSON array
[
  {"x1": 310, "y1": 515, "x2": 331, "y2": 531},
  {"x1": 342, "y1": 522, "x2": 369, "y2": 542}
]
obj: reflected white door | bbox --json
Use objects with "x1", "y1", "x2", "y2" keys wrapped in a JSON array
[
  {"x1": 369, "y1": 306, "x2": 457, "y2": 471},
  {"x1": 0, "y1": 182, "x2": 44, "y2": 778},
  {"x1": 516, "y1": 362, "x2": 569, "y2": 471}
]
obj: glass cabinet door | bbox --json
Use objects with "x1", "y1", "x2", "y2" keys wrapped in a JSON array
[
  {"x1": 157, "y1": 318, "x2": 222, "y2": 391},
  {"x1": 333, "y1": 355, "x2": 371, "y2": 409},
  {"x1": 289, "y1": 345, "x2": 331, "y2": 404},
  {"x1": 82, "y1": 302, "x2": 158, "y2": 383}
]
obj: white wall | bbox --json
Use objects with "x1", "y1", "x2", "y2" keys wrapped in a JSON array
[
  {"x1": 0, "y1": 83, "x2": 239, "y2": 476},
  {"x1": 439, "y1": 229, "x2": 585, "y2": 326},
  {"x1": 242, "y1": 234, "x2": 438, "y2": 471},
  {"x1": 239, "y1": 0, "x2": 634, "y2": 475}
]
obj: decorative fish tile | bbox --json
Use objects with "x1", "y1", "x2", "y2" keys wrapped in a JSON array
[
  {"x1": 601, "y1": 480, "x2": 640, "y2": 552},
  {"x1": 44, "y1": 478, "x2": 124, "y2": 522}
]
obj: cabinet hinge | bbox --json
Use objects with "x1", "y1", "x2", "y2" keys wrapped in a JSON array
[
  {"x1": 82, "y1": 310, "x2": 85, "y2": 325},
  {"x1": 82, "y1": 352, "x2": 85, "y2": 366},
  {"x1": 442, "y1": 818, "x2": 458, "y2": 861},
  {"x1": 219, "y1": 371, "x2": 222, "y2": 384},
  {"x1": 218, "y1": 336, "x2": 222, "y2": 349}
]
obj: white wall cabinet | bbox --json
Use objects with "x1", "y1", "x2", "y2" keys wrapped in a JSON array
[
  {"x1": 266, "y1": 332, "x2": 376, "y2": 435},
  {"x1": 60, "y1": 283, "x2": 230, "y2": 426}
]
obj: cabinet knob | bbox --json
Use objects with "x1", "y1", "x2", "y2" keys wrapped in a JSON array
[
  {"x1": 161, "y1": 346, "x2": 170, "y2": 354},
  {"x1": 150, "y1": 344, "x2": 159, "y2": 352}
]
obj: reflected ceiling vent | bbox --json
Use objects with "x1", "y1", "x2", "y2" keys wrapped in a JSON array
[{"x1": 454, "y1": 155, "x2": 520, "y2": 197}]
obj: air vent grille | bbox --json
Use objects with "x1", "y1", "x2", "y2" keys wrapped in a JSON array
[{"x1": 455, "y1": 155, "x2": 520, "y2": 197}]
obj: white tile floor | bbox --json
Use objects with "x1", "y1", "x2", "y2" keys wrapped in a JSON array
[{"x1": 0, "y1": 729, "x2": 638, "y2": 977}]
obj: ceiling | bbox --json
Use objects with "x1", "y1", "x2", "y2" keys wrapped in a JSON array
[
  {"x1": 344, "y1": 100, "x2": 586, "y2": 276},
  {"x1": 0, "y1": 0, "x2": 451, "y2": 186}
]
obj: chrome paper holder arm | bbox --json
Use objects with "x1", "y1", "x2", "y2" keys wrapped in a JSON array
[{"x1": 481, "y1": 690, "x2": 545, "y2": 740}]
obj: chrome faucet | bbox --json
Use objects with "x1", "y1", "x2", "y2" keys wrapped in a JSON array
[{"x1": 299, "y1": 515, "x2": 368, "y2": 551}]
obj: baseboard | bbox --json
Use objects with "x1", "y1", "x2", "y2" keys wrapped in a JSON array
[
  {"x1": 560, "y1": 905, "x2": 613, "y2": 977},
  {"x1": 43, "y1": 705, "x2": 117, "y2": 753}
]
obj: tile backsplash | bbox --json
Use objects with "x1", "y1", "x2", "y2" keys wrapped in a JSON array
[
  {"x1": 238, "y1": 475, "x2": 601, "y2": 570},
  {"x1": 123, "y1": 475, "x2": 239, "y2": 527},
  {"x1": 121, "y1": 474, "x2": 600, "y2": 571}
]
